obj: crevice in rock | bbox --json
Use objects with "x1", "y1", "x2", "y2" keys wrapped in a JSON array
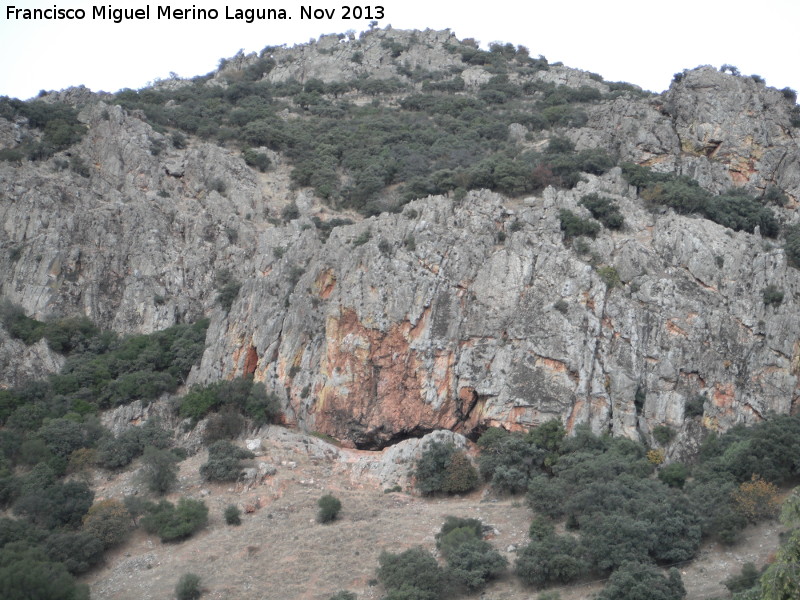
[{"x1": 353, "y1": 425, "x2": 435, "y2": 450}]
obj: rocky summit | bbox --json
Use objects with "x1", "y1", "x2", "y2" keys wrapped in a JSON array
[{"x1": 2, "y1": 27, "x2": 799, "y2": 457}]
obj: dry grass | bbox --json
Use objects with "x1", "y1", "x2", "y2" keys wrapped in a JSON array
[{"x1": 83, "y1": 430, "x2": 782, "y2": 600}]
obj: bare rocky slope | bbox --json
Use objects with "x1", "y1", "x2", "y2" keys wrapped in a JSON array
[{"x1": 2, "y1": 28, "x2": 800, "y2": 454}]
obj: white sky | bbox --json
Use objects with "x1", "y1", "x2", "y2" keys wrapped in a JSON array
[{"x1": 1, "y1": 0, "x2": 798, "y2": 99}]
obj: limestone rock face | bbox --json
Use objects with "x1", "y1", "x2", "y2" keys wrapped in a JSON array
[
  {"x1": 194, "y1": 174, "x2": 800, "y2": 450},
  {"x1": 2, "y1": 33, "x2": 800, "y2": 453},
  {"x1": 0, "y1": 102, "x2": 295, "y2": 333},
  {"x1": 0, "y1": 328, "x2": 64, "y2": 388}
]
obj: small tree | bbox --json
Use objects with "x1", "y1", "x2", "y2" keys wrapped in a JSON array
[
  {"x1": 175, "y1": 572, "x2": 202, "y2": 600},
  {"x1": 317, "y1": 494, "x2": 342, "y2": 523},
  {"x1": 652, "y1": 425, "x2": 675, "y2": 445},
  {"x1": 140, "y1": 446, "x2": 179, "y2": 495},
  {"x1": 200, "y1": 440, "x2": 254, "y2": 482},
  {"x1": 414, "y1": 441, "x2": 478, "y2": 495},
  {"x1": 732, "y1": 474, "x2": 780, "y2": 522},
  {"x1": 141, "y1": 498, "x2": 208, "y2": 542},
  {"x1": 82, "y1": 499, "x2": 131, "y2": 548},
  {"x1": 224, "y1": 504, "x2": 241, "y2": 526}
]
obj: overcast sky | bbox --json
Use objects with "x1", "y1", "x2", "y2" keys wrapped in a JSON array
[{"x1": 1, "y1": 0, "x2": 798, "y2": 99}]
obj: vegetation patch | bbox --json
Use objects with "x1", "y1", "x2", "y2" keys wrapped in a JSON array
[{"x1": 622, "y1": 163, "x2": 778, "y2": 237}]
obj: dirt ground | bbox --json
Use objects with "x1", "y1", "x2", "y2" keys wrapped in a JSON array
[{"x1": 82, "y1": 430, "x2": 782, "y2": 600}]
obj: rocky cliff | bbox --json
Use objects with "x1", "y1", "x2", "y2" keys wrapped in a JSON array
[{"x1": 2, "y1": 29, "x2": 799, "y2": 453}]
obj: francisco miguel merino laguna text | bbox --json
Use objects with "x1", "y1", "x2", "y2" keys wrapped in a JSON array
[{"x1": 6, "y1": 5, "x2": 385, "y2": 23}]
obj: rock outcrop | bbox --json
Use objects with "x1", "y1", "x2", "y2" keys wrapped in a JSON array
[{"x1": 2, "y1": 30, "x2": 800, "y2": 454}]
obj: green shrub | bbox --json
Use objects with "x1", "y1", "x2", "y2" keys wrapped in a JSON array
[
  {"x1": 141, "y1": 498, "x2": 208, "y2": 542},
  {"x1": 0, "y1": 300, "x2": 45, "y2": 345},
  {"x1": 652, "y1": 425, "x2": 675, "y2": 445},
  {"x1": 596, "y1": 562, "x2": 685, "y2": 600},
  {"x1": 317, "y1": 494, "x2": 342, "y2": 523},
  {"x1": 175, "y1": 572, "x2": 202, "y2": 600},
  {"x1": 762, "y1": 186, "x2": 788, "y2": 206},
  {"x1": 140, "y1": 445, "x2": 179, "y2": 495},
  {"x1": 200, "y1": 440, "x2": 255, "y2": 482},
  {"x1": 45, "y1": 530, "x2": 104, "y2": 575},
  {"x1": 684, "y1": 394, "x2": 705, "y2": 418},
  {"x1": 13, "y1": 478, "x2": 94, "y2": 530},
  {"x1": 622, "y1": 163, "x2": 778, "y2": 237},
  {"x1": 281, "y1": 202, "x2": 300, "y2": 221},
  {"x1": 597, "y1": 266, "x2": 621, "y2": 289},
  {"x1": 328, "y1": 593, "x2": 357, "y2": 600},
  {"x1": 414, "y1": 441, "x2": 478, "y2": 495},
  {"x1": 82, "y1": 499, "x2": 131, "y2": 548},
  {"x1": 762, "y1": 284, "x2": 784, "y2": 307},
  {"x1": 786, "y1": 224, "x2": 800, "y2": 268},
  {"x1": 723, "y1": 562, "x2": 761, "y2": 594},
  {"x1": 436, "y1": 516, "x2": 483, "y2": 548},
  {"x1": 477, "y1": 429, "x2": 547, "y2": 494},
  {"x1": 180, "y1": 378, "x2": 279, "y2": 426},
  {"x1": 515, "y1": 530, "x2": 587, "y2": 587},
  {"x1": 214, "y1": 270, "x2": 241, "y2": 313},
  {"x1": 242, "y1": 148, "x2": 271, "y2": 172},
  {"x1": 446, "y1": 537, "x2": 507, "y2": 590},
  {"x1": 95, "y1": 421, "x2": 173, "y2": 469},
  {"x1": 224, "y1": 504, "x2": 241, "y2": 525},
  {"x1": 203, "y1": 410, "x2": 245, "y2": 443},
  {"x1": 0, "y1": 542, "x2": 90, "y2": 600},
  {"x1": 559, "y1": 209, "x2": 600, "y2": 240},
  {"x1": 580, "y1": 194, "x2": 624, "y2": 229},
  {"x1": 658, "y1": 462, "x2": 688, "y2": 489},
  {"x1": 377, "y1": 547, "x2": 444, "y2": 600},
  {"x1": 434, "y1": 516, "x2": 506, "y2": 590}
]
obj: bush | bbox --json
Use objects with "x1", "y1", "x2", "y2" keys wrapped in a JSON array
[
  {"x1": 317, "y1": 494, "x2": 342, "y2": 523},
  {"x1": 477, "y1": 428, "x2": 550, "y2": 493},
  {"x1": 140, "y1": 445, "x2": 179, "y2": 495},
  {"x1": 414, "y1": 441, "x2": 478, "y2": 495},
  {"x1": 559, "y1": 209, "x2": 600, "y2": 240},
  {"x1": 82, "y1": 499, "x2": 130, "y2": 548},
  {"x1": 684, "y1": 394, "x2": 705, "y2": 418},
  {"x1": 580, "y1": 194, "x2": 624, "y2": 229},
  {"x1": 13, "y1": 478, "x2": 94, "y2": 530},
  {"x1": 436, "y1": 516, "x2": 483, "y2": 550},
  {"x1": 329, "y1": 593, "x2": 357, "y2": 600},
  {"x1": 658, "y1": 463, "x2": 688, "y2": 489},
  {"x1": 652, "y1": 425, "x2": 675, "y2": 445},
  {"x1": 200, "y1": 441, "x2": 254, "y2": 482},
  {"x1": 446, "y1": 537, "x2": 507, "y2": 590},
  {"x1": 242, "y1": 148, "x2": 271, "y2": 172},
  {"x1": 141, "y1": 498, "x2": 208, "y2": 542},
  {"x1": 224, "y1": 504, "x2": 241, "y2": 525},
  {"x1": 723, "y1": 562, "x2": 761, "y2": 594},
  {"x1": 515, "y1": 531, "x2": 587, "y2": 587},
  {"x1": 732, "y1": 475, "x2": 780, "y2": 522},
  {"x1": 596, "y1": 562, "x2": 685, "y2": 600},
  {"x1": 175, "y1": 572, "x2": 202, "y2": 600},
  {"x1": 621, "y1": 163, "x2": 777, "y2": 237},
  {"x1": 0, "y1": 542, "x2": 90, "y2": 600},
  {"x1": 45, "y1": 530, "x2": 104, "y2": 575},
  {"x1": 597, "y1": 266, "x2": 621, "y2": 289},
  {"x1": 377, "y1": 547, "x2": 444, "y2": 600},
  {"x1": 179, "y1": 378, "x2": 280, "y2": 426},
  {"x1": 762, "y1": 284, "x2": 784, "y2": 307},
  {"x1": 215, "y1": 270, "x2": 241, "y2": 312},
  {"x1": 203, "y1": 410, "x2": 245, "y2": 443}
]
